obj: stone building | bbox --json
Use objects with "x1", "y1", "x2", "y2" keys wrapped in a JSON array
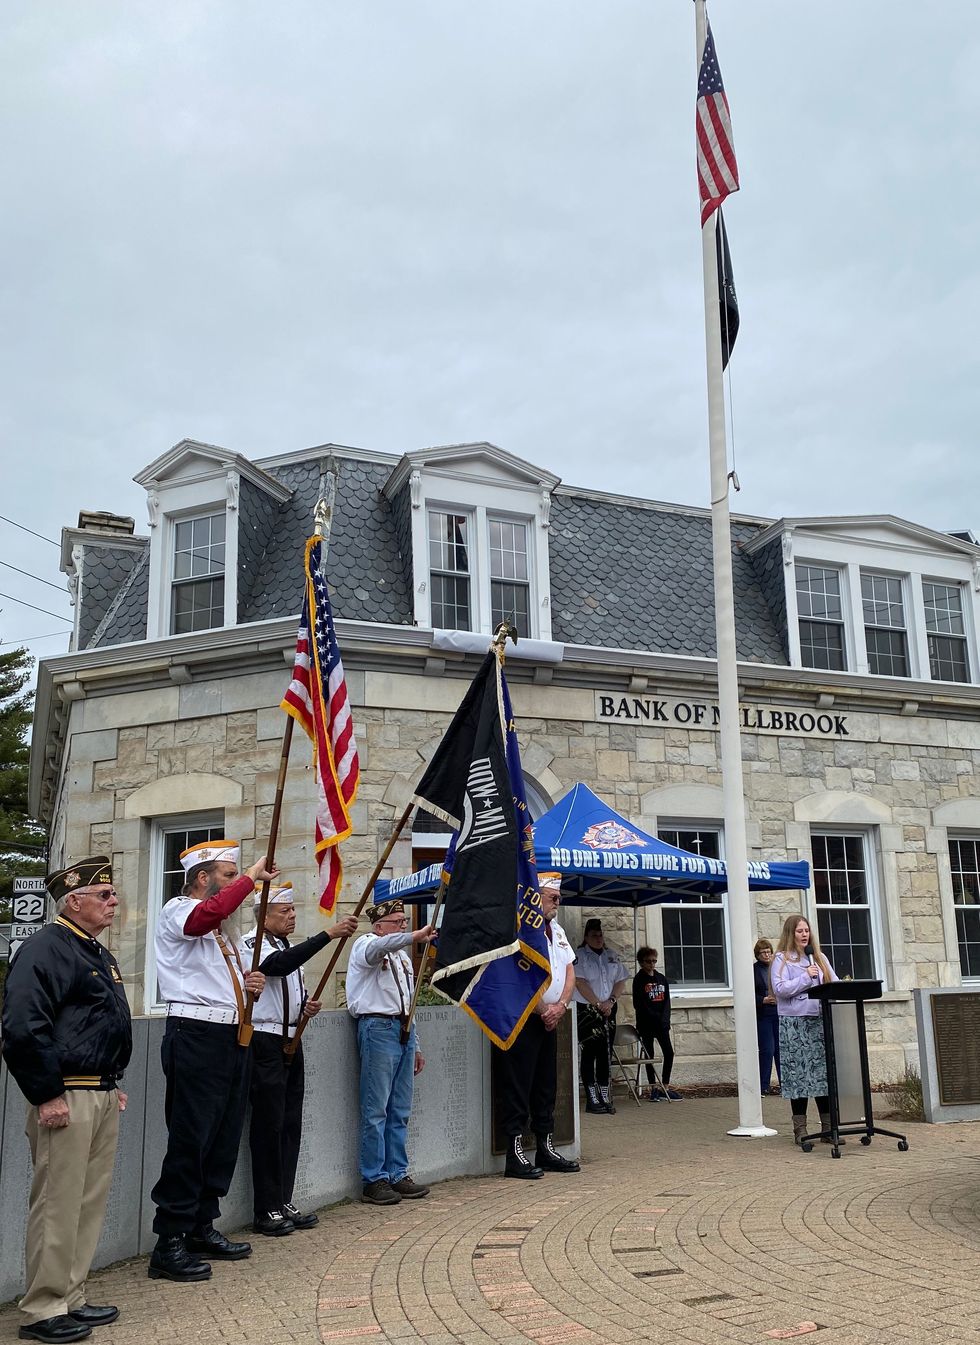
[{"x1": 28, "y1": 437, "x2": 980, "y2": 1082}]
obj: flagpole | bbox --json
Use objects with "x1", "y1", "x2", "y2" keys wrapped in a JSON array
[
  {"x1": 237, "y1": 717, "x2": 294, "y2": 1047},
  {"x1": 240, "y1": 475, "x2": 337, "y2": 1048},
  {"x1": 694, "y1": 0, "x2": 775, "y2": 1138},
  {"x1": 285, "y1": 799, "x2": 416, "y2": 1056}
]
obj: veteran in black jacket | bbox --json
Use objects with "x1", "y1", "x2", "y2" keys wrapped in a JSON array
[{"x1": 1, "y1": 856, "x2": 132, "y2": 1345}]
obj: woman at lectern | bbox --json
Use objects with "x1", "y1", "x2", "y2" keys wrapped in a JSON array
[{"x1": 770, "y1": 915, "x2": 837, "y2": 1145}]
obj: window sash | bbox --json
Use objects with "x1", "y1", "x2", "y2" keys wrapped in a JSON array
[
  {"x1": 927, "y1": 632, "x2": 969, "y2": 683},
  {"x1": 948, "y1": 835, "x2": 980, "y2": 980},
  {"x1": 796, "y1": 564, "x2": 844, "y2": 622},
  {"x1": 144, "y1": 814, "x2": 225, "y2": 1013},
  {"x1": 172, "y1": 576, "x2": 225, "y2": 634},
  {"x1": 811, "y1": 830, "x2": 878, "y2": 980},
  {"x1": 865, "y1": 626, "x2": 909, "y2": 677},
  {"x1": 799, "y1": 618, "x2": 846, "y2": 671},
  {"x1": 657, "y1": 826, "x2": 728, "y2": 990}
]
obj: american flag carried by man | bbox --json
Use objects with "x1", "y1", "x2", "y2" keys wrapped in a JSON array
[{"x1": 281, "y1": 535, "x2": 360, "y2": 914}]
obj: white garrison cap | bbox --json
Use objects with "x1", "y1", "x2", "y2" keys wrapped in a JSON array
[
  {"x1": 254, "y1": 881, "x2": 295, "y2": 907},
  {"x1": 179, "y1": 839, "x2": 240, "y2": 873}
]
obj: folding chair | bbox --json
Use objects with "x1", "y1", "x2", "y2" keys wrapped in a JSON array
[{"x1": 611, "y1": 1023, "x2": 671, "y2": 1106}]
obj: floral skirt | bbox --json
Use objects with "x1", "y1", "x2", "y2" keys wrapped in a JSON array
[{"x1": 778, "y1": 1015, "x2": 828, "y2": 1099}]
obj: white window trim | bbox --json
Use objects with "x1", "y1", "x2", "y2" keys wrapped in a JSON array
[
  {"x1": 793, "y1": 559, "x2": 852, "y2": 673},
  {"x1": 145, "y1": 477, "x2": 240, "y2": 639},
  {"x1": 410, "y1": 472, "x2": 551, "y2": 640},
  {"x1": 808, "y1": 826, "x2": 888, "y2": 989},
  {"x1": 649, "y1": 819, "x2": 731, "y2": 996},
  {"x1": 921, "y1": 576, "x2": 974, "y2": 685},
  {"x1": 783, "y1": 531, "x2": 979, "y2": 686},
  {"x1": 945, "y1": 831, "x2": 980, "y2": 985},
  {"x1": 859, "y1": 568, "x2": 917, "y2": 680},
  {"x1": 143, "y1": 810, "x2": 224, "y2": 1014}
]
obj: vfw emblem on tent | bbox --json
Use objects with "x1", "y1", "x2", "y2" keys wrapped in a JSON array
[{"x1": 581, "y1": 821, "x2": 646, "y2": 850}]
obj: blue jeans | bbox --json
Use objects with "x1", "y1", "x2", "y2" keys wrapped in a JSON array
[{"x1": 356, "y1": 1016, "x2": 416, "y2": 1185}]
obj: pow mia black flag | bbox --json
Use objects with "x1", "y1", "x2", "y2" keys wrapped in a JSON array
[
  {"x1": 412, "y1": 650, "x2": 551, "y2": 1040},
  {"x1": 716, "y1": 207, "x2": 739, "y2": 369}
]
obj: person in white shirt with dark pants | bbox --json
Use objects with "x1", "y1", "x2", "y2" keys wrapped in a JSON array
[{"x1": 345, "y1": 899, "x2": 434, "y2": 1206}]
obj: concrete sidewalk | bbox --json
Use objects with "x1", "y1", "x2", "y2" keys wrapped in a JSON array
[{"x1": 2, "y1": 1096, "x2": 978, "y2": 1345}]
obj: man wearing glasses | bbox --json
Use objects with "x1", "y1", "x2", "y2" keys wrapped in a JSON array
[
  {"x1": 345, "y1": 899, "x2": 435, "y2": 1206},
  {"x1": 1, "y1": 856, "x2": 132, "y2": 1344}
]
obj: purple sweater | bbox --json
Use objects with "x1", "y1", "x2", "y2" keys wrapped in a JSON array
[{"x1": 771, "y1": 951, "x2": 837, "y2": 1018}]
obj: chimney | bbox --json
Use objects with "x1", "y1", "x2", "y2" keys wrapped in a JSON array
[{"x1": 75, "y1": 511, "x2": 136, "y2": 538}]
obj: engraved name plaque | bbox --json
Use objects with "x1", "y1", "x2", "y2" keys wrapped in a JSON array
[{"x1": 931, "y1": 992, "x2": 980, "y2": 1106}]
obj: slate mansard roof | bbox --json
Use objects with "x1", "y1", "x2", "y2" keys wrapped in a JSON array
[{"x1": 68, "y1": 443, "x2": 792, "y2": 662}]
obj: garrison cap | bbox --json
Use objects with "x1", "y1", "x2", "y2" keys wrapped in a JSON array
[
  {"x1": 179, "y1": 840, "x2": 240, "y2": 873},
  {"x1": 367, "y1": 898, "x2": 405, "y2": 924},
  {"x1": 47, "y1": 855, "x2": 113, "y2": 903},
  {"x1": 254, "y1": 881, "x2": 295, "y2": 907}
]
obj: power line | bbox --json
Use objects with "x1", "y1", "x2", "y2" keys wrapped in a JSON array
[
  {"x1": 0, "y1": 591, "x2": 72, "y2": 622},
  {"x1": 0, "y1": 514, "x2": 58, "y2": 548},
  {"x1": 0, "y1": 631, "x2": 70, "y2": 647},
  {"x1": 0, "y1": 559, "x2": 65, "y2": 593}
]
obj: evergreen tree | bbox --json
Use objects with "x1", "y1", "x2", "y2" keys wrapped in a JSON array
[{"x1": 0, "y1": 646, "x2": 46, "y2": 917}]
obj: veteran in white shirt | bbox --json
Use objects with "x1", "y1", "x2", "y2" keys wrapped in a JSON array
[
  {"x1": 243, "y1": 883, "x2": 356, "y2": 1237},
  {"x1": 346, "y1": 899, "x2": 434, "y2": 1207},
  {"x1": 148, "y1": 840, "x2": 277, "y2": 1284}
]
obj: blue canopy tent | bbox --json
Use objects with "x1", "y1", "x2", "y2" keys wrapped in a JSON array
[{"x1": 373, "y1": 782, "x2": 810, "y2": 907}]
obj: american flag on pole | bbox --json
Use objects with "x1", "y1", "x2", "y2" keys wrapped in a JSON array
[
  {"x1": 281, "y1": 536, "x2": 359, "y2": 914},
  {"x1": 697, "y1": 19, "x2": 739, "y2": 226}
]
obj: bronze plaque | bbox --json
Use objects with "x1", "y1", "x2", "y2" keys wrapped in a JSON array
[
  {"x1": 931, "y1": 993, "x2": 980, "y2": 1106},
  {"x1": 490, "y1": 1011, "x2": 576, "y2": 1154}
]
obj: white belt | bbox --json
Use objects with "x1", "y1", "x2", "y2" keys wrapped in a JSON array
[
  {"x1": 253, "y1": 1022, "x2": 298, "y2": 1039},
  {"x1": 168, "y1": 1004, "x2": 239, "y2": 1025}
]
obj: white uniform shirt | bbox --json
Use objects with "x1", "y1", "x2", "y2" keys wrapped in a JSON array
[
  {"x1": 155, "y1": 897, "x2": 247, "y2": 1011},
  {"x1": 345, "y1": 931, "x2": 416, "y2": 1019},
  {"x1": 242, "y1": 927, "x2": 306, "y2": 1032},
  {"x1": 540, "y1": 918, "x2": 577, "y2": 1005},
  {"x1": 572, "y1": 944, "x2": 628, "y2": 1005}
]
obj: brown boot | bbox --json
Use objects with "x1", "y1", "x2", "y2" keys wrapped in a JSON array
[
  {"x1": 792, "y1": 1114, "x2": 808, "y2": 1145},
  {"x1": 818, "y1": 1111, "x2": 843, "y2": 1144}
]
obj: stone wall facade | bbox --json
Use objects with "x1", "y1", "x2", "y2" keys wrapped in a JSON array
[{"x1": 48, "y1": 661, "x2": 980, "y2": 1085}]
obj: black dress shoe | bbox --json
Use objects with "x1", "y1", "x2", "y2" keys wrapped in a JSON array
[
  {"x1": 68, "y1": 1306, "x2": 119, "y2": 1326},
  {"x1": 147, "y1": 1234, "x2": 212, "y2": 1282},
  {"x1": 253, "y1": 1210, "x2": 295, "y2": 1237},
  {"x1": 19, "y1": 1317, "x2": 91, "y2": 1343},
  {"x1": 186, "y1": 1225, "x2": 252, "y2": 1260},
  {"x1": 282, "y1": 1201, "x2": 318, "y2": 1229}
]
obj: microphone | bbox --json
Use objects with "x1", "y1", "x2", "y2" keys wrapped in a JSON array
[{"x1": 805, "y1": 942, "x2": 817, "y2": 973}]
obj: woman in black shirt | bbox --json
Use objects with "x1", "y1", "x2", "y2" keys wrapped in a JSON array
[{"x1": 631, "y1": 948, "x2": 681, "y2": 1100}]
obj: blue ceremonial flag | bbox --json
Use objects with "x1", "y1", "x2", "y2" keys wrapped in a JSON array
[{"x1": 413, "y1": 650, "x2": 552, "y2": 1049}]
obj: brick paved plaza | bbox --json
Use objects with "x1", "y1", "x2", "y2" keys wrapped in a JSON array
[{"x1": 3, "y1": 1097, "x2": 978, "y2": 1345}]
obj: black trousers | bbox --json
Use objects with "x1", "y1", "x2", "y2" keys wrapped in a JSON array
[
  {"x1": 493, "y1": 1014, "x2": 557, "y2": 1138},
  {"x1": 151, "y1": 1019, "x2": 251, "y2": 1236},
  {"x1": 639, "y1": 1018, "x2": 674, "y2": 1087},
  {"x1": 248, "y1": 1034, "x2": 305, "y2": 1215},
  {"x1": 578, "y1": 1004, "x2": 617, "y2": 1087}
]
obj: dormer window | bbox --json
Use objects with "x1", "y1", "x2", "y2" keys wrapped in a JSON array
[
  {"x1": 428, "y1": 510, "x2": 472, "y2": 630},
  {"x1": 923, "y1": 581, "x2": 969, "y2": 683},
  {"x1": 796, "y1": 563, "x2": 846, "y2": 671},
  {"x1": 861, "y1": 572, "x2": 909, "y2": 677},
  {"x1": 489, "y1": 518, "x2": 530, "y2": 637},
  {"x1": 172, "y1": 512, "x2": 226, "y2": 633},
  {"x1": 391, "y1": 444, "x2": 557, "y2": 642}
]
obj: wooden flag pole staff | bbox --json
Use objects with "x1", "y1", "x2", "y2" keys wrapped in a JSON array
[
  {"x1": 284, "y1": 798, "x2": 416, "y2": 1057},
  {"x1": 239, "y1": 471, "x2": 337, "y2": 1048},
  {"x1": 237, "y1": 714, "x2": 294, "y2": 1047},
  {"x1": 398, "y1": 622, "x2": 516, "y2": 1047}
]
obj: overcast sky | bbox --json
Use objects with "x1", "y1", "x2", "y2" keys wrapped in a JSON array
[{"x1": 1, "y1": 1, "x2": 977, "y2": 673}]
